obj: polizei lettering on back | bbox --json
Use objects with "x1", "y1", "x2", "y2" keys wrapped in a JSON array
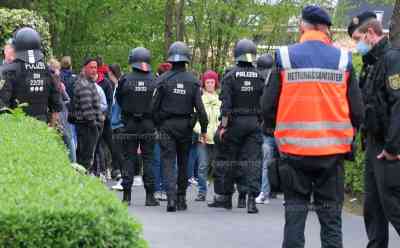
[
  {"x1": 25, "y1": 62, "x2": 46, "y2": 70},
  {"x1": 173, "y1": 83, "x2": 186, "y2": 95},
  {"x1": 235, "y1": 71, "x2": 258, "y2": 78},
  {"x1": 285, "y1": 68, "x2": 345, "y2": 84}
]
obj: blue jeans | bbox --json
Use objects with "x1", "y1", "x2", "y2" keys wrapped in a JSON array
[
  {"x1": 261, "y1": 135, "x2": 278, "y2": 194},
  {"x1": 197, "y1": 143, "x2": 210, "y2": 194},
  {"x1": 66, "y1": 122, "x2": 77, "y2": 163},
  {"x1": 153, "y1": 143, "x2": 177, "y2": 192},
  {"x1": 187, "y1": 143, "x2": 199, "y2": 179}
]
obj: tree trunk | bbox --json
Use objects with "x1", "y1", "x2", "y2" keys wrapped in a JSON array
[
  {"x1": 175, "y1": 0, "x2": 185, "y2": 41},
  {"x1": 390, "y1": 0, "x2": 400, "y2": 48},
  {"x1": 164, "y1": 0, "x2": 175, "y2": 59}
]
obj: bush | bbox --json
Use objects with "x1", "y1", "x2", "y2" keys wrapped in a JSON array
[
  {"x1": 0, "y1": 113, "x2": 147, "y2": 248},
  {"x1": 0, "y1": 8, "x2": 52, "y2": 57},
  {"x1": 344, "y1": 54, "x2": 365, "y2": 195}
]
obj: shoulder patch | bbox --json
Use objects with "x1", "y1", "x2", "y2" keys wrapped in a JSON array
[{"x1": 389, "y1": 74, "x2": 400, "y2": 90}]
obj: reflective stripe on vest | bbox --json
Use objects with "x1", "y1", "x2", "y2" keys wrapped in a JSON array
[{"x1": 275, "y1": 46, "x2": 354, "y2": 156}]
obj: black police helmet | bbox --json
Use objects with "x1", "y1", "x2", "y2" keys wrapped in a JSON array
[
  {"x1": 13, "y1": 27, "x2": 43, "y2": 63},
  {"x1": 234, "y1": 39, "x2": 257, "y2": 63},
  {"x1": 167, "y1": 41, "x2": 191, "y2": 63},
  {"x1": 256, "y1": 54, "x2": 273, "y2": 70},
  {"x1": 128, "y1": 47, "x2": 151, "y2": 72}
]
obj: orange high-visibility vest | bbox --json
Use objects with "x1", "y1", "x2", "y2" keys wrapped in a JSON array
[{"x1": 274, "y1": 46, "x2": 355, "y2": 156}]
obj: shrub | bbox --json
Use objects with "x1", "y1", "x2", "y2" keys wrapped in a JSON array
[
  {"x1": 0, "y1": 113, "x2": 147, "y2": 248},
  {"x1": 0, "y1": 8, "x2": 52, "y2": 58}
]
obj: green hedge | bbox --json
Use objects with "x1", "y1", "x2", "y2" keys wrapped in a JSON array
[
  {"x1": 0, "y1": 8, "x2": 52, "y2": 57},
  {"x1": 0, "y1": 112, "x2": 147, "y2": 248},
  {"x1": 344, "y1": 54, "x2": 365, "y2": 195}
]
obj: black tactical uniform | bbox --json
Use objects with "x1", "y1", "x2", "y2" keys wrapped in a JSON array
[
  {"x1": 152, "y1": 41, "x2": 208, "y2": 212},
  {"x1": 116, "y1": 47, "x2": 159, "y2": 206},
  {"x1": 208, "y1": 39, "x2": 264, "y2": 214},
  {"x1": 0, "y1": 27, "x2": 62, "y2": 121},
  {"x1": 361, "y1": 38, "x2": 400, "y2": 248}
]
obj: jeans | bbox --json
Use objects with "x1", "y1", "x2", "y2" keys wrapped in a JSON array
[
  {"x1": 187, "y1": 143, "x2": 199, "y2": 179},
  {"x1": 260, "y1": 135, "x2": 277, "y2": 194},
  {"x1": 197, "y1": 143, "x2": 215, "y2": 194},
  {"x1": 153, "y1": 143, "x2": 177, "y2": 192}
]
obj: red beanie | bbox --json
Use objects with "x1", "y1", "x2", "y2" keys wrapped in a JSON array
[
  {"x1": 157, "y1": 63, "x2": 172, "y2": 75},
  {"x1": 201, "y1": 70, "x2": 219, "y2": 89}
]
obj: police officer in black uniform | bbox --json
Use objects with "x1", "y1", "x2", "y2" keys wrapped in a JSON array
[
  {"x1": 208, "y1": 39, "x2": 264, "y2": 214},
  {"x1": 152, "y1": 41, "x2": 208, "y2": 212},
  {"x1": 256, "y1": 53, "x2": 273, "y2": 79},
  {"x1": 116, "y1": 47, "x2": 159, "y2": 206},
  {"x1": 0, "y1": 27, "x2": 62, "y2": 122},
  {"x1": 348, "y1": 12, "x2": 400, "y2": 248}
]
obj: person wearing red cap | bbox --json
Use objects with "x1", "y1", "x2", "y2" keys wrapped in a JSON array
[{"x1": 193, "y1": 70, "x2": 221, "y2": 201}]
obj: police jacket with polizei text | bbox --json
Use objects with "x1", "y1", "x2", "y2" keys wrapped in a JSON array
[
  {"x1": 220, "y1": 63, "x2": 265, "y2": 118},
  {"x1": 0, "y1": 59, "x2": 62, "y2": 120},
  {"x1": 261, "y1": 38, "x2": 364, "y2": 139},
  {"x1": 151, "y1": 67, "x2": 208, "y2": 133},
  {"x1": 116, "y1": 69, "x2": 156, "y2": 119},
  {"x1": 361, "y1": 37, "x2": 400, "y2": 154}
]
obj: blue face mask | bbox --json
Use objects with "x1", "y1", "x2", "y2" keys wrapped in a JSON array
[{"x1": 356, "y1": 41, "x2": 371, "y2": 56}]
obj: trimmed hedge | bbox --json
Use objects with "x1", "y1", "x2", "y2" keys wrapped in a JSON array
[
  {"x1": 0, "y1": 8, "x2": 52, "y2": 57},
  {"x1": 0, "y1": 113, "x2": 147, "y2": 248}
]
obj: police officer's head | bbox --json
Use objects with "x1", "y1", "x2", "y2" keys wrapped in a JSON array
[
  {"x1": 234, "y1": 39, "x2": 257, "y2": 65},
  {"x1": 13, "y1": 27, "x2": 44, "y2": 63},
  {"x1": 167, "y1": 41, "x2": 191, "y2": 64},
  {"x1": 348, "y1": 12, "x2": 384, "y2": 56},
  {"x1": 128, "y1": 47, "x2": 151, "y2": 72},
  {"x1": 256, "y1": 54, "x2": 273, "y2": 70},
  {"x1": 300, "y1": 6, "x2": 332, "y2": 36}
]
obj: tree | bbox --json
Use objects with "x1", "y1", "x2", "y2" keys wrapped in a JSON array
[{"x1": 390, "y1": 0, "x2": 400, "y2": 47}]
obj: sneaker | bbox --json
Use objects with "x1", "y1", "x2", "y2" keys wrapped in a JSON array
[
  {"x1": 160, "y1": 191, "x2": 167, "y2": 201},
  {"x1": 111, "y1": 179, "x2": 123, "y2": 191},
  {"x1": 155, "y1": 191, "x2": 163, "y2": 200},
  {"x1": 133, "y1": 176, "x2": 143, "y2": 186},
  {"x1": 188, "y1": 177, "x2": 198, "y2": 186},
  {"x1": 99, "y1": 174, "x2": 107, "y2": 184},
  {"x1": 255, "y1": 192, "x2": 266, "y2": 204},
  {"x1": 263, "y1": 198, "x2": 270, "y2": 204},
  {"x1": 195, "y1": 193, "x2": 206, "y2": 201}
]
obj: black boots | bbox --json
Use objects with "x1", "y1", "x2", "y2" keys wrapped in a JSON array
[
  {"x1": 166, "y1": 197, "x2": 177, "y2": 212},
  {"x1": 122, "y1": 188, "x2": 132, "y2": 206},
  {"x1": 247, "y1": 195, "x2": 259, "y2": 214},
  {"x1": 177, "y1": 195, "x2": 188, "y2": 211},
  {"x1": 208, "y1": 195, "x2": 232, "y2": 210},
  {"x1": 237, "y1": 193, "x2": 247, "y2": 208},
  {"x1": 145, "y1": 192, "x2": 160, "y2": 206}
]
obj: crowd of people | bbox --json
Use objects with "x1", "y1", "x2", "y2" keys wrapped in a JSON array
[{"x1": 2, "y1": 4, "x2": 400, "y2": 248}]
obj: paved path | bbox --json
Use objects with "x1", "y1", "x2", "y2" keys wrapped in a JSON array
[{"x1": 112, "y1": 184, "x2": 400, "y2": 248}]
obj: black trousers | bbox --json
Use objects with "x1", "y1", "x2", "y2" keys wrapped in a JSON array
[
  {"x1": 279, "y1": 154, "x2": 345, "y2": 248},
  {"x1": 111, "y1": 127, "x2": 125, "y2": 174},
  {"x1": 159, "y1": 118, "x2": 193, "y2": 201},
  {"x1": 213, "y1": 116, "x2": 262, "y2": 197},
  {"x1": 364, "y1": 135, "x2": 400, "y2": 248},
  {"x1": 120, "y1": 118, "x2": 156, "y2": 192},
  {"x1": 76, "y1": 122, "x2": 100, "y2": 171}
]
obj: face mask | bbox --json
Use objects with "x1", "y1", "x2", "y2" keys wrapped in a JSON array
[{"x1": 356, "y1": 41, "x2": 371, "y2": 56}]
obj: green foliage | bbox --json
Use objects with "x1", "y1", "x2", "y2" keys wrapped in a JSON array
[
  {"x1": 32, "y1": 0, "x2": 165, "y2": 71},
  {"x1": 0, "y1": 8, "x2": 52, "y2": 58},
  {"x1": 344, "y1": 135, "x2": 365, "y2": 195},
  {"x1": 0, "y1": 113, "x2": 147, "y2": 248}
]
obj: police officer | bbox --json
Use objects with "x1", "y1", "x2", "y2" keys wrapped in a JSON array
[
  {"x1": 0, "y1": 27, "x2": 62, "y2": 122},
  {"x1": 116, "y1": 47, "x2": 159, "y2": 206},
  {"x1": 208, "y1": 39, "x2": 264, "y2": 214},
  {"x1": 256, "y1": 53, "x2": 273, "y2": 79},
  {"x1": 262, "y1": 6, "x2": 363, "y2": 247},
  {"x1": 152, "y1": 41, "x2": 208, "y2": 212},
  {"x1": 348, "y1": 12, "x2": 400, "y2": 248}
]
